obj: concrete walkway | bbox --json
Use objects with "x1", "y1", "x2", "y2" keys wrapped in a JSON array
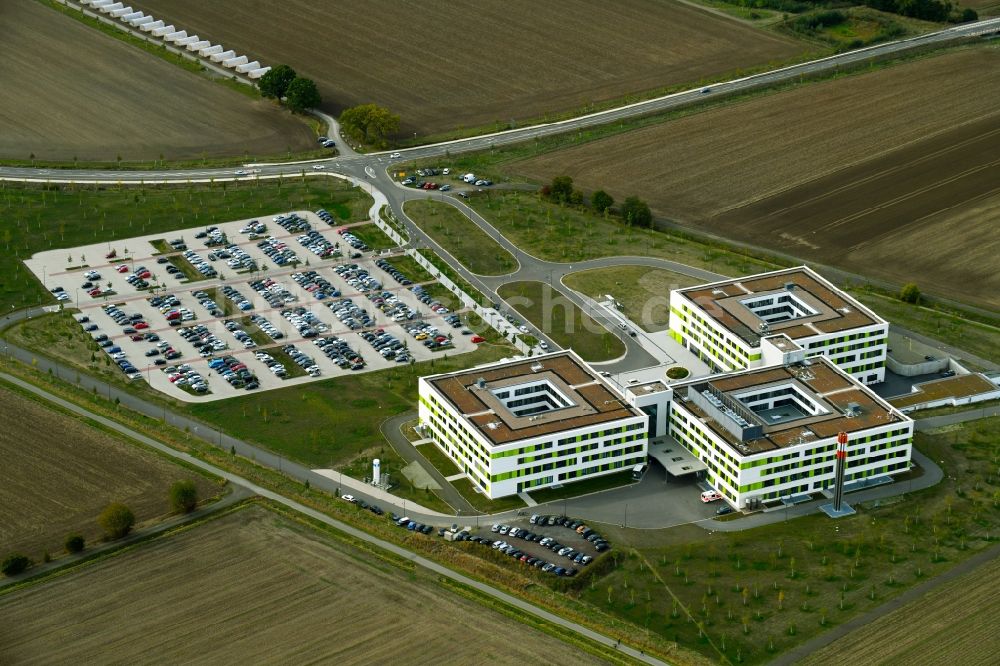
[{"x1": 0, "y1": 370, "x2": 665, "y2": 665}]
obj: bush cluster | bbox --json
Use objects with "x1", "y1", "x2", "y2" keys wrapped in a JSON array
[{"x1": 543, "y1": 176, "x2": 652, "y2": 228}]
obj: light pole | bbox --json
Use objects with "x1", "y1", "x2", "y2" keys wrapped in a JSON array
[{"x1": 624, "y1": 503, "x2": 628, "y2": 529}]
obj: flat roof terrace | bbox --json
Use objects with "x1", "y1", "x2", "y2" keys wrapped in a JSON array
[
  {"x1": 672, "y1": 358, "x2": 906, "y2": 456},
  {"x1": 677, "y1": 267, "x2": 883, "y2": 346},
  {"x1": 427, "y1": 352, "x2": 643, "y2": 446}
]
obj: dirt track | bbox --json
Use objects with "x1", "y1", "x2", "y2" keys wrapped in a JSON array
[
  {"x1": 129, "y1": 0, "x2": 807, "y2": 137},
  {"x1": 0, "y1": 0, "x2": 315, "y2": 162},
  {"x1": 0, "y1": 505, "x2": 605, "y2": 665}
]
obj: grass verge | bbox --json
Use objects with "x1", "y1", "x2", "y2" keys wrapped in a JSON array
[
  {"x1": 404, "y1": 200, "x2": 517, "y2": 276},
  {"x1": 415, "y1": 441, "x2": 462, "y2": 477},
  {"x1": 383, "y1": 255, "x2": 435, "y2": 284},
  {"x1": 452, "y1": 478, "x2": 527, "y2": 513},
  {"x1": 348, "y1": 223, "x2": 397, "y2": 252},
  {"x1": 529, "y1": 472, "x2": 637, "y2": 506},
  {"x1": 497, "y1": 281, "x2": 626, "y2": 362},
  {"x1": 417, "y1": 249, "x2": 493, "y2": 307}
]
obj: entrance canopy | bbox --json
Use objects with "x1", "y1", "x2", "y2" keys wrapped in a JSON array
[{"x1": 648, "y1": 437, "x2": 707, "y2": 477}]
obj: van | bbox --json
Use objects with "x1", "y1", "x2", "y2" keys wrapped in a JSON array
[
  {"x1": 631, "y1": 463, "x2": 647, "y2": 481},
  {"x1": 701, "y1": 490, "x2": 723, "y2": 503}
]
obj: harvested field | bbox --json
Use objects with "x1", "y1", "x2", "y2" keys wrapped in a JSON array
[
  {"x1": 0, "y1": 386, "x2": 216, "y2": 559},
  {"x1": 128, "y1": 0, "x2": 806, "y2": 138},
  {"x1": 801, "y1": 554, "x2": 1000, "y2": 665},
  {"x1": 516, "y1": 49, "x2": 1000, "y2": 308},
  {"x1": 0, "y1": 505, "x2": 605, "y2": 664},
  {"x1": 0, "y1": 0, "x2": 314, "y2": 162}
]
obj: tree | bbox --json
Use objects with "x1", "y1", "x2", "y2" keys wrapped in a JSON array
[
  {"x1": 1, "y1": 553, "x2": 32, "y2": 577},
  {"x1": 64, "y1": 534, "x2": 85, "y2": 554},
  {"x1": 285, "y1": 77, "x2": 322, "y2": 113},
  {"x1": 900, "y1": 283, "x2": 921, "y2": 304},
  {"x1": 169, "y1": 479, "x2": 199, "y2": 514},
  {"x1": 549, "y1": 175, "x2": 574, "y2": 202},
  {"x1": 98, "y1": 502, "x2": 135, "y2": 539},
  {"x1": 591, "y1": 189, "x2": 614, "y2": 213},
  {"x1": 258, "y1": 64, "x2": 297, "y2": 99},
  {"x1": 339, "y1": 103, "x2": 401, "y2": 146},
  {"x1": 621, "y1": 196, "x2": 652, "y2": 227}
]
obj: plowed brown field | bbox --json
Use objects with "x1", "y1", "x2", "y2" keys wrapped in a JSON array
[
  {"x1": 0, "y1": 505, "x2": 606, "y2": 664},
  {"x1": 0, "y1": 386, "x2": 216, "y2": 559},
  {"x1": 516, "y1": 49, "x2": 1000, "y2": 308},
  {"x1": 129, "y1": 0, "x2": 806, "y2": 137},
  {"x1": 0, "y1": 0, "x2": 315, "y2": 162}
]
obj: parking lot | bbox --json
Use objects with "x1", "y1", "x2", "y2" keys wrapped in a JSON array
[{"x1": 25, "y1": 211, "x2": 480, "y2": 401}]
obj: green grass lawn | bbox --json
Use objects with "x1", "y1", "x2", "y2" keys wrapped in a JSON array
[
  {"x1": 562, "y1": 266, "x2": 701, "y2": 332},
  {"x1": 404, "y1": 200, "x2": 517, "y2": 276},
  {"x1": 348, "y1": 223, "x2": 397, "y2": 252},
  {"x1": 851, "y1": 290, "x2": 1000, "y2": 367},
  {"x1": 528, "y1": 472, "x2": 637, "y2": 506},
  {"x1": 467, "y1": 191, "x2": 781, "y2": 275},
  {"x1": 383, "y1": 254, "x2": 436, "y2": 284},
  {"x1": 497, "y1": 281, "x2": 626, "y2": 362},
  {"x1": 415, "y1": 441, "x2": 462, "y2": 477},
  {"x1": 584, "y1": 416, "x2": 1000, "y2": 665},
  {"x1": 452, "y1": 478, "x2": 527, "y2": 513},
  {"x1": 186, "y1": 344, "x2": 513, "y2": 470},
  {"x1": 417, "y1": 249, "x2": 492, "y2": 307},
  {"x1": 0, "y1": 179, "x2": 373, "y2": 313}
]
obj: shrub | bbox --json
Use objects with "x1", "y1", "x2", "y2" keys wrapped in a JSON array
[
  {"x1": 621, "y1": 196, "x2": 652, "y2": 228},
  {"x1": 900, "y1": 283, "x2": 921, "y2": 304},
  {"x1": 591, "y1": 190, "x2": 614, "y2": 214},
  {"x1": 65, "y1": 534, "x2": 86, "y2": 554},
  {"x1": 169, "y1": 480, "x2": 199, "y2": 514},
  {"x1": 667, "y1": 366, "x2": 690, "y2": 380},
  {"x1": 2, "y1": 553, "x2": 32, "y2": 577},
  {"x1": 98, "y1": 502, "x2": 135, "y2": 539}
]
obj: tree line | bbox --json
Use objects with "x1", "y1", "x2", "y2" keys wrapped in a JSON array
[
  {"x1": 1, "y1": 480, "x2": 199, "y2": 578},
  {"x1": 543, "y1": 175, "x2": 653, "y2": 228},
  {"x1": 258, "y1": 64, "x2": 321, "y2": 113}
]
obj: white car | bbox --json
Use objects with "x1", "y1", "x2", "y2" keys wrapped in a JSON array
[
  {"x1": 312, "y1": 164, "x2": 326, "y2": 171},
  {"x1": 389, "y1": 152, "x2": 401, "y2": 158},
  {"x1": 341, "y1": 494, "x2": 356, "y2": 503},
  {"x1": 234, "y1": 169, "x2": 248, "y2": 175},
  {"x1": 518, "y1": 325, "x2": 529, "y2": 334},
  {"x1": 538, "y1": 341, "x2": 549, "y2": 350}
]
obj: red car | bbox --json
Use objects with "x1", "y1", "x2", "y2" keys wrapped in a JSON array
[
  {"x1": 138, "y1": 271, "x2": 152, "y2": 279},
  {"x1": 130, "y1": 334, "x2": 144, "y2": 341},
  {"x1": 116, "y1": 265, "x2": 129, "y2": 274},
  {"x1": 165, "y1": 311, "x2": 181, "y2": 321},
  {"x1": 471, "y1": 336, "x2": 485, "y2": 343},
  {"x1": 134, "y1": 322, "x2": 149, "y2": 330},
  {"x1": 88, "y1": 289, "x2": 102, "y2": 297}
]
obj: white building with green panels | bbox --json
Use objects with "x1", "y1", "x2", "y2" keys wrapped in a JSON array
[
  {"x1": 418, "y1": 352, "x2": 648, "y2": 499},
  {"x1": 669, "y1": 266, "x2": 888, "y2": 384}
]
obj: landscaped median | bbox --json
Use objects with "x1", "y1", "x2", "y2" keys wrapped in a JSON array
[
  {"x1": 497, "y1": 281, "x2": 625, "y2": 363},
  {"x1": 404, "y1": 199, "x2": 517, "y2": 276}
]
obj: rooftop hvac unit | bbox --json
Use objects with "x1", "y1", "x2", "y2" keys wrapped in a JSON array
[
  {"x1": 758, "y1": 322, "x2": 770, "y2": 334},
  {"x1": 845, "y1": 402, "x2": 862, "y2": 417},
  {"x1": 530, "y1": 362, "x2": 543, "y2": 372},
  {"x1": 486, "y1": 421, "x2": 501, "y2": 430},
  {"x1": 711, "y1": 288, "x2": 726, "y2": 296},
  {"x1": 476, "y1": 378, "x2": 487, "y2": 389},
  {"x1": 784, "y1": 282, "x2": 796, "y2": 291}
]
